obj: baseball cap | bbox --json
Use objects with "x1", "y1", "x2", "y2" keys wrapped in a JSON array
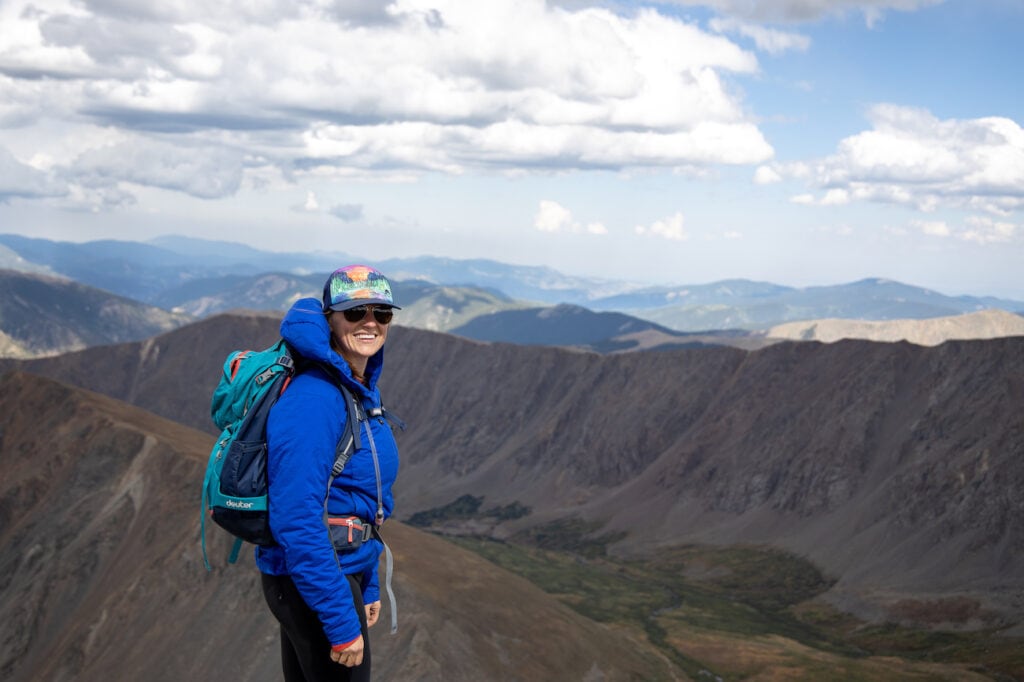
[{"x1": 322, "y1": 265, "x2": 400, "y2": 312}]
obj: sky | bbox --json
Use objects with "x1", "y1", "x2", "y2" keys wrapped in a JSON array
[{"x1": 0, "y1": 0, "x2": 1022, "y2": 299}]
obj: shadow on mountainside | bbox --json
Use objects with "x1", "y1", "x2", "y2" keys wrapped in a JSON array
[{"x1": 3, "y1": 312, "x2": 1024, "y2": 679}]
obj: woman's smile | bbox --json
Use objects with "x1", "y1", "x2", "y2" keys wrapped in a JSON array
[{"x1": 328, "y1": 307, "x2": 390, "y2": 373}]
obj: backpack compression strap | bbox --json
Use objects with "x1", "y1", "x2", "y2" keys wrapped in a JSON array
[{"x1": 326, "y1": 383, "x2": 400, "y2": 635}]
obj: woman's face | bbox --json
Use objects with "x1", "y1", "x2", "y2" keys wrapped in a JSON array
[{"x1": 327, "y1": 305, "x2": 390, "y2": 367}]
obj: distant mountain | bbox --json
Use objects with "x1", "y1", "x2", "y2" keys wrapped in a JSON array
[
  {"x1": 450, "y1": 302, "x2": 768, "y2": 352},
  {"x1": 0, "y1": 242, "x2": 55, "y2": 276},
  {"x1": 148, "y1": 234, "x2": 327, "y2": 265},
  {"x1": 0, "y1": 234, "x2": 763, "y2": 315},
  {"x1": 768, "y1": 309, "x2": 1024, "y2": 345},
  {"x1": 4, "y1": 234, "x2": 1024, "y2": 335},
  {"x1": 0, "y1": 269, "x2": 192, "y2": 358},
  {"x1": 0, "y1": 260, "x2": 752, "y2": 355},
  {"x1": 0, "y1": 233, "x2": 213, "y2": 301},
  {"x1": 149, "y1": 272, "x2": 526, "y2": 332},
  {"x1": 392, "y1": 280, "x2": 528, "y2": 333},
  {"x1": 9, "y1": 314, "x2": 1024, "y2": 636},
  {"x1": 0, "y1": 233, "x2": 354, "y2": 304},
  {"x1": 378, "y1": 254, "x2": 641, "y2": 304},
  {"x1": 151, "y1": 271, "x2": 325, "y2": 316},
  {"x1": 634, "y1": 277, "x2": 1024, "y2": 331},
  {"x1": 590, "y1": 277, "x2": 793, "y2": 310},
  {"x1": 0, "y1": 371, "x2": 678, "y2": 681}
]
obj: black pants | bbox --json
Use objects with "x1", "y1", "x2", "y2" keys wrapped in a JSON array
[{"x1": 261, "y1": 572, "x2": 371, "y2": 682}]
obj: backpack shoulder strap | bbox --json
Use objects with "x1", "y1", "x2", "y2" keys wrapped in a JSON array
[
  {"x1": 331, "y1": 382, "x2": 362, "y2": 476},
  {"x1": 369, "y1": 404, "x2": 406, "y2": 431},
  {"x1": 284, "y1": 348, "x2": 366, "y2": 477}
]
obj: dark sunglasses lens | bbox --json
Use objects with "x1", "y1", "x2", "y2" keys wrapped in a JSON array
[
  {"x1": 342, "y1": 306, "x2": 368, "y2": 322},
  {"x1": 340, "y1": 306, "x2": 393, "y2": 324}
]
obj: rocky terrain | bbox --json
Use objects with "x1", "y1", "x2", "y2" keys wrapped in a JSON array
[
  {"x1": 0, "y1": 371, "x2": 677, "y2": 681},
  {"x1": 6, "y1": 312, "x2": 1023, "y2": 634}
]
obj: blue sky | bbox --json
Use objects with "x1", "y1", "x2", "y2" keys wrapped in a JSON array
[{"x1": 1, "y1": 0, "x2": 1022, "y2": 299}]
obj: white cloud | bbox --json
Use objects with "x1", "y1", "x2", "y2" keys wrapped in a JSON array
[
  {"x1": 656, "y1": 0, "x2": 943, "y2": 25},
  {"x1": 58, "y1": 184, "x2": 137, "y2": 213},
  {"x1": 780, "y1": 104, "x2": 1024, "y2": 215},
  {"x1": 634, "y1": 212, "x2": 688, "y2": 240},
  {"x1": 0, "y1": 0, "x2": 776, "y2": 211},
  {"x1": 912, "y1": 219, "x2": 951, "y2": 237},
  {"x1": 301, "y1": 119, "x2": 772, "y2": 174},
  {"x1": 290, "y1": 187, "x2": 366, "y2": 219},
  {"x1": 754, "y1": 164, "x2": 782, "y2": 184},
  {"x1": 910, "y1": 216, "x2": 1017, "y2": 244},
  {"x1": 961, "y1": 216, "x2": 1016, "y2": 245},
  {"x1": 68, "y1": 140, "x2": 244, "y2": 198},
  {"x1": 820, "y1": 188, "x2": 850, "y2": 205},
  {"x1": 0, "y1": 146, "x2": 67, "y2": 200},
  {"x1": 534, "y1": 199, "x2": 606, "y2": 235},
  {"x1": 709, "y1": 17, "x2": 810, "y2": 54},
  {"x1": 329, "y1": 203, "x2": 364, "y2": 221},
  {"x1": 535, "y1": 199, "x2": 574, "y2": 233}
]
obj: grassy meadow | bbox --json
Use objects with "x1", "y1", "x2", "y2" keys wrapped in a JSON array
[{"x1": 414, "y1": 501, "x2": 1022, "y2": 681}]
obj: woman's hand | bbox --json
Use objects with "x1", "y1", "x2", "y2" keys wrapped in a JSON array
[
  {"x1": 331, "y1": 636, "x2": 364, "y2": 667},
  {"x1": 365, "y1": 600, "x2": 381, "y2": 628}
]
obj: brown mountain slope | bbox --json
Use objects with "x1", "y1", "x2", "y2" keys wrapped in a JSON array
[
  {"x1": 1, "y1": 309, "x2": 283, "y2": 434},
  {"x1": 378, "y1": 520, "x2": 679, "y2": 681},
  {"x1": 767, "y1": 308, "x2": 1024, "y2": 345},
  {"x1": 592, "y1": 337, "x2": 1024, "y2": 622},
  {"x1": 6, "y1": 315, "x2": 1024, "y2": 627},
  {"x1": 0, "y1": 371, "x2": 680, "y2": 681},
  {"x1": 0, "y1": 269, "x2": 192, "y2": 358},
  {"x1": 386, "y1": 331, "x2": 1024, "y2": 624}
]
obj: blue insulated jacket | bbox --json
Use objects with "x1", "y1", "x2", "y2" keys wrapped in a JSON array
[{"x1": 256, "y1": 297, "x2": 400, "y2": 648}]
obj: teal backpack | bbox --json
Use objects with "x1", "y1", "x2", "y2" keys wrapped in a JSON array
[{"x1": 200, "y1": 339, "x2": 360, "y2": 569}]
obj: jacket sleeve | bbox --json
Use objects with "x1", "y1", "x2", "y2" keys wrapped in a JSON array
[{"x1": 266, "y1": 376, "x2": 362, "y2": 647}]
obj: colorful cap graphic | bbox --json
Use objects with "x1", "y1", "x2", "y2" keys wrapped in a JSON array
[{"x1": 322, "y1": 265, "x2": 400, "y2": 312}]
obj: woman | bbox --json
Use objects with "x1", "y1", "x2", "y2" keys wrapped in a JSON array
[{"x1": 257, "y1": 265, "x2": 401, "y2": 681}]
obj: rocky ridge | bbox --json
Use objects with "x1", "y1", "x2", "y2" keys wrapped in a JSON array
[
  {"x1": 5, "y1": 313, "x2": 1023, "y2": 628},
  {"x1": 0, "y1": 371, "x2": 677, "y2": 681}
]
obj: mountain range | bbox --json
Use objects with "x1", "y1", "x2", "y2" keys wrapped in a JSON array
[
  {"x1": 7, "y1": 313, "x2": 1022, "y2": 617},
  {"x1": 3, "y1": 294, "x2": 1023, "y2": 678},
  {"x1": 3, "y1": 233, "x2": 1022, "y2": 335}
]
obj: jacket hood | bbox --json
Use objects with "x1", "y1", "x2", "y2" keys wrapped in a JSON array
[{"x1": 279, "y1": 297, "x2": 384, "y2": 393}]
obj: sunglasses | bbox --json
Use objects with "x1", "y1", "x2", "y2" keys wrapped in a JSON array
[{"x1": 341, "y1": 305, "x2": 394, "y2": 325}]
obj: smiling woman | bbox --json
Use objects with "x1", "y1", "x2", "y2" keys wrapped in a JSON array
[
  {"x1": 257, "y1": 264, "x2": 403, "y2": 681},
  {"x1": 323, "y1": 265, "x2": 400, "y2": 382}
]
